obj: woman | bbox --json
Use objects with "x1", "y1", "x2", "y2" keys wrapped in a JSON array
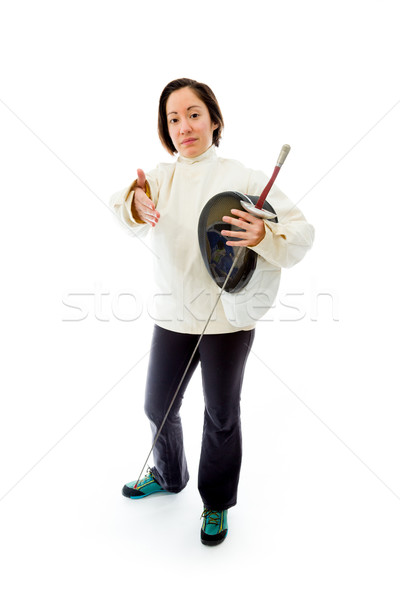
[{"x1": 110, "y1": 78, "x2": 314, "y2": 546}]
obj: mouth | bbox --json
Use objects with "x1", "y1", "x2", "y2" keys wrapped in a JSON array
[{"x1": 181, "y1": 138, "x2": 197, "y2": 145}]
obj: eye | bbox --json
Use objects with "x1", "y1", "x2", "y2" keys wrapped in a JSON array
[
  {"x1": 169, "y1": 118, "x2": 178, "y2": 124},
  {"x1": 190, "y1": 113, "x2": 199, "y2": 119}
]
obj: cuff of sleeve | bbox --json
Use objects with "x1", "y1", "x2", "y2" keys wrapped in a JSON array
[
  {"x1": 264, "y1": 220, "x2": 287, "y2": 239},
  {"x1": 249, "y1": 221, "x2": 286, "y2": 261}
]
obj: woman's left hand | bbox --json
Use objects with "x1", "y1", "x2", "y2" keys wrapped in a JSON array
[{"x1": 221, "y1": 209, "x2": 266, "y2": 247}]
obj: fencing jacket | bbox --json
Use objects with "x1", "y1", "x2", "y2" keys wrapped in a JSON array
[{"x1": 109, "y1": 145, "x2": 314, "y2": 334}]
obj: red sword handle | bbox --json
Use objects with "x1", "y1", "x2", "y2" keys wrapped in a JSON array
[
  {"x1": 255, "y1": 144, "x2": 291, "y2": 210},
  {"x1": 255, "y1": 165, "x2": 281, "y2": 209}
]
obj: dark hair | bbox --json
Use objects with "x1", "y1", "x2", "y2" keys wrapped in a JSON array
[{"x1": 158, "y1": 78, "x2": 224, "y2": 155}]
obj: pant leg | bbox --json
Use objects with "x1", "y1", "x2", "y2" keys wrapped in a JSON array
[
  {"x1": 144, "y1": 325, "x2": 200, "y2": 493},
  {"x1": 197, "y1": 328, "x2": 255, "y2": 510}
]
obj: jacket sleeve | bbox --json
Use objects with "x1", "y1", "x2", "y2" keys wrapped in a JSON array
[{"x1": 246, "y1": 170, "x2": 315, "y2": 268}]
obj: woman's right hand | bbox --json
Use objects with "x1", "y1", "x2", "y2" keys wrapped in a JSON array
[{"x1": 132, "y1": 168, "x2": 160, "y2": 227}]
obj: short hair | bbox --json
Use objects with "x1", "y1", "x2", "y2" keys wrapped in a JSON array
[{"x1": 158, "y1": 78, "x2": 224, "y2": 155}]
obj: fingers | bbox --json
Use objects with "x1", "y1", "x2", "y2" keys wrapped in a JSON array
[
  {"x1": 134, "y1": 170, "x2": 160, "y2": 227},
  {"x1": 139, "y1": 209, "x2": 159, "y2": 227},
  {"x1": 139, "y1": 208, "x2": 160, "y2": 227},
  {"x1": 221, "y1": 209, "x2": 265, "y2": 246},
  {"x1": 144, "y1": 216, "x2": 158, "y2": 227},
  {"x1": 134, "y1": 187, "x2": 160, "y2": 227},
  {"x1": 222, "y1": 209, "x2": 252, "y2": 231},
  {"x1": 135, "y1": 188, "x2": 157, "y2": 213},
  {"x1": 221, "y1": 229, "x2": 249, "y2": 246},
  {"x1": 222, "y1": 233, "x2": 264, "y2": 247},
  {"x1": 136, "y1": 168, "x2": 147, "y2": 190},
  {"x1": 226, "y1": 208, "x2": 258, "y2": 222}
]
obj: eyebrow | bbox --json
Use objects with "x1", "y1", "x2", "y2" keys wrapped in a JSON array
[{"x1": 167, "y1": 105, "x2": 202, "y2": 116}]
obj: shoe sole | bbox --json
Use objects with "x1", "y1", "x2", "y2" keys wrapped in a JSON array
[
  {"x1": 124, "y1": 491, "x2": 169, "y2": 499},
  {"x1": 201, "y1": 530, "x2": 228, "y2": 546},
  {"x1": 122, "y1": 486, "x2": 169, "y2": 499}
]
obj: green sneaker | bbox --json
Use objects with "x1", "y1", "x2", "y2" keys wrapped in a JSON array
[
  {"x1": 200, "y1": 508, "x2": 228, "y2": 546},
  {"x1": 122, "y1": 468, "x2": 167, "y2": 499}
]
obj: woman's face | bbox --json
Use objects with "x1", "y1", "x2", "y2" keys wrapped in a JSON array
[{"x1": 166, "y1": 87, "x2": 218, "y2": 158}]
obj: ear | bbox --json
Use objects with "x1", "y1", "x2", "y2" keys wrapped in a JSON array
[{"x1": 212, "y1": 122, "x2": 219, "y2": 132}]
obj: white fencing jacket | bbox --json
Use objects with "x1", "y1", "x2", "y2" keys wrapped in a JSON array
[{"x1": 109, "y1": 145, "x2": 314, "y2": 334}]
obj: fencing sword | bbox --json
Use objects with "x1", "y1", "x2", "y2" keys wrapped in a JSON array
[
  {"x1": 239, "y1": 144, "x2": 291, "y2": 217},
  {"x1": 133, "y1": 143, "x2": 291, "y2": 489}
]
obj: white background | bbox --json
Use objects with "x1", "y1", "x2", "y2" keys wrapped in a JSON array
[{"x1": 1, "y1": 0, "x2": 399, "y2": 598}]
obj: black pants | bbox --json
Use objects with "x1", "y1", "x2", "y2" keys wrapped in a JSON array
[{"x1": 144, "y1": 324, "x2": 255, "y2": 510}]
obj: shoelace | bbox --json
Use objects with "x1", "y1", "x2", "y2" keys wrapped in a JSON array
[
  {"x1": 136, "y1": 468, "x2": 154, "y2": 487},
  {"x1": 201, "y1": 509, "x2": 221, "y2": 526}
]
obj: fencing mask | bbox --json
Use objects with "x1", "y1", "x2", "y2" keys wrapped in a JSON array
[{"x1": 198, "y1": 191, "x2": 281, "y2": 327}]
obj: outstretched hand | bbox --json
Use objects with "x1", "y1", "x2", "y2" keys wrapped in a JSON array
[
  {"x1": 132, "y1": 169, "x2": 160, "y2": 227},
  {"x1": 221, "y1": 209, "x2": 266, "y2": 247}
]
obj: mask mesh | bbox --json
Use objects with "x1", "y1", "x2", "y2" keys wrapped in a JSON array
[{"x1": 198, "y1": 191, "x2": 257, "y2": 293}]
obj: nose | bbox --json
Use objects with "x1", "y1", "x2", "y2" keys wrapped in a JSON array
[{"x1": 180, "y1": 117, "x2": 192, "y2": 134}]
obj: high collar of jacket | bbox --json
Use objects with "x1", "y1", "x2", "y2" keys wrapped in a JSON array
[{"x1": 177, "y1": 145, "x2": 217, "y2": 166}]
